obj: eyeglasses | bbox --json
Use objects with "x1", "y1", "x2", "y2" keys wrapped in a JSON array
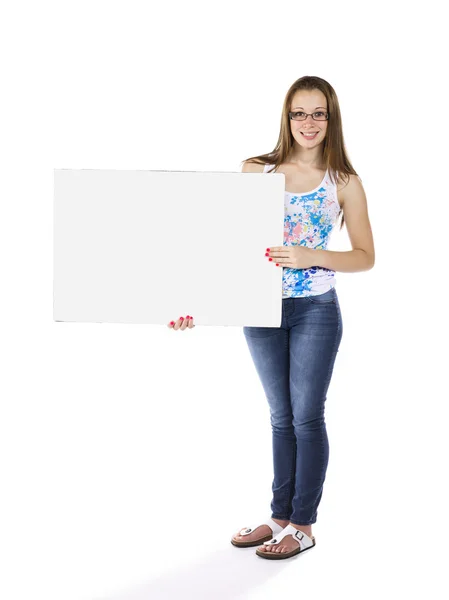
[{"x1": 289, "y1": 111, "x2": 329, "y2": 121}]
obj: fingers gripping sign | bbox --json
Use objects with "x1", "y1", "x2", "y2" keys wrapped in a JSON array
[
  {"x1": 168, "y1": 316, "x2": 195, "y2": 330},
  {"x1": 265, "y1": 245, "x2": 315, "y2": 270}
]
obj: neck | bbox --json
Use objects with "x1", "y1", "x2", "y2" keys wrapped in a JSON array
[{"x1": 289, "y1": 146, "x2": 324, "y2": 169}]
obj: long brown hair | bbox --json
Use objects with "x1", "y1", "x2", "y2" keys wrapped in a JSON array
[{"x1": 241, "y1": 75, "x2": 359, "y2": 230}]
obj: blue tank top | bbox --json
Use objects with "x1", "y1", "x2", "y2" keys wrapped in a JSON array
[{"x1": 263, "y1": 163, "x2": 341, "y2": 298}]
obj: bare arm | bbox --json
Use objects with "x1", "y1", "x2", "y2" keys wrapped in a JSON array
[{"x1": 313, "y1": 174, "x2": 375, "y2": 273}]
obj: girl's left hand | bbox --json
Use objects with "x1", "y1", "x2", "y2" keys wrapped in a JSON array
[{"x1": 266, "y1": 245, "x2": 315, "y2": 269}]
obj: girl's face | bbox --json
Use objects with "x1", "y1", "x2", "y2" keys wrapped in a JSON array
[{"x1": 289, "y1": 90, "x2": 328, "y2": 148}]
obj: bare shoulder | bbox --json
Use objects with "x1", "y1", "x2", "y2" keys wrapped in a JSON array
[
  {"x1": 336, "y1": 172, "x2": 363, "y2": 208},
  {"x1": 241, "y1": 160, "x2": 266, "y2": 173},
  {"x1": 338, "y1": 172, "x2": 363, "y2": 192}
]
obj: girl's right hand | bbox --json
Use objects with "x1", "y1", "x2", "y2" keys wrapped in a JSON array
[{"x1": 167, "y1": 315, "x2": 195, "y2": 330}]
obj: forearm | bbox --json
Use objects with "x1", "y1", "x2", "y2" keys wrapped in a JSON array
[{"x1": 311, "y1": 248, "x2": 374, "y2": 273}]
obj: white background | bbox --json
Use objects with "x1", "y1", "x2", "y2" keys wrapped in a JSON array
[{"x1": 0, "y1": 1, "x2": 447, "y2": 599}]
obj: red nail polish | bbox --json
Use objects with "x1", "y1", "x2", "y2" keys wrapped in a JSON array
[
  {"x1": 170, "y1": 321, "x2": 174, "y2": 325},
  {"x1": 266, "y1": 248, "x2": 270, "y2": 251},
  {"x1": 269, "y1": 258, "x2": 272, "y2": 261},
  {"x1": 276, "y1": 263, "x2": 279, "y2": 266},
  {"x1": 265, "y1": 253, "x2": 269, "y2": 256},
  {"x1": 180, "y1": 317, "x2": 184, "y2": 320}
]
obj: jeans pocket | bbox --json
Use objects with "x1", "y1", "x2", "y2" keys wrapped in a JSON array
[{"x1": 305, "y1": 288, "x2": 336, "y2": 304}]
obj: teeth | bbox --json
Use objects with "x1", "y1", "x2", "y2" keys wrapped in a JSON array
[{"x1": 303, "y1": 132, "x2": 317, "y2": 136}]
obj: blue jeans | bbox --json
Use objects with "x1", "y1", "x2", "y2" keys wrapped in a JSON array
[{"x1": 243, "y1": 287, "x2": 343, "y2": 526}]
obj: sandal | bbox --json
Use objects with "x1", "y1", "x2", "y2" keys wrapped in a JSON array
[
  {"x1": 255, "y1": 524, "x2": 316, "y2": 560},
  {"x1": 231, "y1": 517, "x2": 285, "y2": 548}
]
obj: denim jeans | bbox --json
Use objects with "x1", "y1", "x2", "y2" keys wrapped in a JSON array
[{"x1": 243, "y1": 287, "x2": 343, "y2": 526}]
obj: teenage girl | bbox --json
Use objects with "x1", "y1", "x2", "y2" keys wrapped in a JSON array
[{"x1": 167, "y1": 75, "x2": 375, "y2": 560}]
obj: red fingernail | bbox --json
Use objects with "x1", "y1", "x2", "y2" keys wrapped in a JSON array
[
  {"x1": 266, "y1": 248, "x2": 270, "y2": 251},
  {"x1": 276, "y1": 263, "x2": 279, "y2": 266},
  {"x1": 186, "y1": 315, "x2": 190, "y2": 318},
  {"x1": 170, "y1": 321, "x2": 174, "y2": 325},
  {"x1": 268, "y1": 258, "x2": 272, "y2": 261},
  {"x1": 265, "y1": 253, "x2": 269, "y2": 256},
  {"x1": 180, "y1": 317, "x2": 184, "y2": 320}
]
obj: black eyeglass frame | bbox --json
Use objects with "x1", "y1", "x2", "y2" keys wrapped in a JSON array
[{"x1": 288, "y1": 111, "x2": 329, "y2": 121}]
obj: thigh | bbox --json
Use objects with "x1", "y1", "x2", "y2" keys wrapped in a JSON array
[
  {"x1": 243, "y1": 325, "x2": 292, "y2": 422},
  {"x1": 289, "y1": 290, "x2": 343, "y2": 417}
]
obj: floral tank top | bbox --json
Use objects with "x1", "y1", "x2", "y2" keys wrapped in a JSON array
[{"x1": 263, "y1": 163, "x2": 342, "y2": 298}]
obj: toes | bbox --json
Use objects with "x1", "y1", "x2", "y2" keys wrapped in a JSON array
[
  {"x1": 260, "y1": 544, "x2": 286, "y2": 552},
  {"x1": 259, "y1": 543, "x2": 290, "y2": 554}
]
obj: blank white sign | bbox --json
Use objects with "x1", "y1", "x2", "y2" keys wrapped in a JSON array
[{"x1": 53, "y1": 169, "x2": 285, "y2": 327}]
